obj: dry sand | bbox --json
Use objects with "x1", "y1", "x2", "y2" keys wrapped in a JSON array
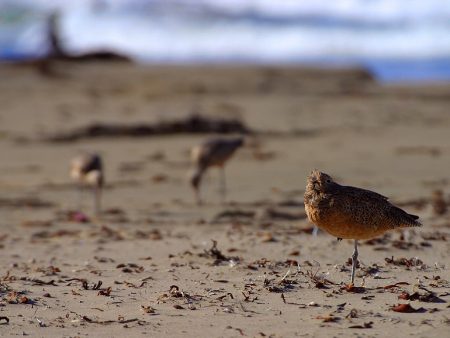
[{"x1": 0, "y1": 62, "x2": 449, "y2": 337}]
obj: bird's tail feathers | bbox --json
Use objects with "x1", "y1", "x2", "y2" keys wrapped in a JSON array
[{"x1": 401, "y1": 216, "x2": 423, "y2": 228}]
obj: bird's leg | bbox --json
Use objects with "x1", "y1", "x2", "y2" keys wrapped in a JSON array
[
  {"x1": 94, "y1": 186, "x2": 102, "y2": 218},
  {"x1": 220, "y1": 166, "x2": 226, "y2": 203},
  {"x1": 312, "y1": 226, "x2": 319, "y2": 237},
  {"x1": 351, "y1": 240, "x2": 359, "y2": 285},
  {"x1": 77, "y1": 184, "x2": 83, "y2": 211},
  {"x1": 195, "y1": 187, "x2": 202, "y2": 206}
]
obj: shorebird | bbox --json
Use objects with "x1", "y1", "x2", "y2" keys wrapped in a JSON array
[
  {"x1": 70, "y1": 152, "x2": 104, "y2": 216},
  {"x1": 304, "y1": 169, "x2": 422, "y2": 284},
  {"x1": 190, "y1": 136, "x2": 244, "y2": 204}
]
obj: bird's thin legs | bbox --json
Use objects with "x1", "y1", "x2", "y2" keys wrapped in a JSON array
[
  {"x1": 94, "y1": 186, "x2": 102, "y2": 218},
  {"x1": 220, "y1": 167, "x2": 227, "y2": 203},
  {"x1": 195, "y1": 188, "x2": 202, "y2": 206},
  {"x1": 77, "y1": 185, "x2": 83, "y2": 211},
  {"x1": 312, "y1": 226, "x2": 319, "y2": 237},
  {"x1": 351, "y1": 240, "x2": 358, "y2": 284}
]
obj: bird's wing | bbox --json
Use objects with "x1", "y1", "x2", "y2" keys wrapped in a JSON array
[
  {"x1": 341, "y1": 185, "x2": 388, "y2": 201},
  {"x1": 79, "y1": 154, "x2": 102, "y2": 174},
  {"x1": 199, "y1": 140, "x2": 227, "y2": 166},
  {"x1": 338, "y1": 185, "x2": 421, "y2": 228}
]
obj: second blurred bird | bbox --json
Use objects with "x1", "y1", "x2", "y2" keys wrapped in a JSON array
[
  {"x1": 190, "y1": 137, "x2": 244, "y2": 205},
  {"x1": 70, "y1": 152, "x2": 104, "y2": 217}
]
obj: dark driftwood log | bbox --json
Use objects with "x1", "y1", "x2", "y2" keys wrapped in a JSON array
[{"x1": 44, "y1": 115, "x2": 252, "y2": 143}]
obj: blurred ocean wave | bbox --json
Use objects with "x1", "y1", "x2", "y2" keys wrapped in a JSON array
[{"x1": 1, "y1": 0, "x2": 450, "y2": 81}]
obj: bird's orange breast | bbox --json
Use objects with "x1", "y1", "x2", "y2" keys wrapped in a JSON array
[{"x1": 305, "y1": 202, "x2": 388, "y2": 240}]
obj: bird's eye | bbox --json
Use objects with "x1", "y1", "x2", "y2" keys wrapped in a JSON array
[{"x1": 326, "y1": 179, "x2": 331, "y2": 183}]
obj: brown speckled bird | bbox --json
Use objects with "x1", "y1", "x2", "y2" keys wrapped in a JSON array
[
  {"x1": 190, "y1": 137, "x2": 244, "y2": 205},
  {"x1": 304, "y1": 169, "x2": 422, "y2": 284},
  {"x1": 70, "y1": 152, "x2": 104, "y2": 216}
]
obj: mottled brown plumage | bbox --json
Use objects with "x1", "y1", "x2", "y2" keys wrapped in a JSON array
[
  {"x1": 304, "y1": 169, "x2": 422, "y2": 283},
  {"x1": 190, "y1": 137, "x2": 244, "y2": 204}
]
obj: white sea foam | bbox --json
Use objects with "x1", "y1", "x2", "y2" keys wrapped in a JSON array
[{"x1": 1, "y1": 0, "x2": 450, "y2": 81}]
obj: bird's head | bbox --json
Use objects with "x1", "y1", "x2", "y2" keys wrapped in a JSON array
[{"x1": 306, "y1": 169, "x2": 337, "y2": 193}]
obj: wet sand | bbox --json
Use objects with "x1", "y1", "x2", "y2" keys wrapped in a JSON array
[{"x1": 0, "y1": 62, "x2": 449, "y2": 337}]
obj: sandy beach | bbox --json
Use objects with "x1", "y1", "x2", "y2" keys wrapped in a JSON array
[{"x1": 0, "y1": 61, "x2": 449, "y2": 337}]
